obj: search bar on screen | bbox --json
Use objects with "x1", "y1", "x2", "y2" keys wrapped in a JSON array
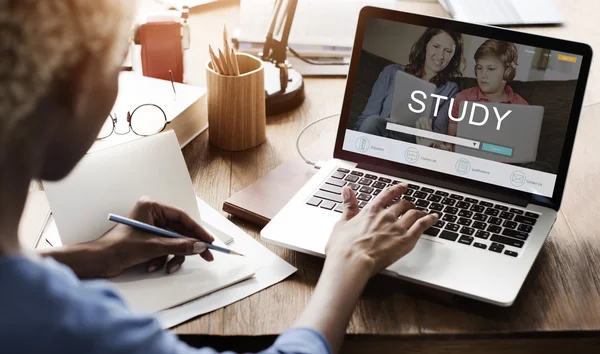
[{"x1": 386, "y1": 123, "x2": 481, "y2": 149}]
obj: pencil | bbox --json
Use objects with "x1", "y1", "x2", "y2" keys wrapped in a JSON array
[
  {"x1": 107, "y1": 213, "x2": 245, "y2": 256},
  {"x1": 168, "y1": 70, "x2": 176, "y2": 95},
  {"x1": 208, "y1": 45, "x2": 224, "y2": 75},
  {"x1": 223, "y1": 25, "x2": 230, "y2": 57},
  {"x1": 231, "y1": 48, "x2": 240, "y2": 76},
  {"x1": 218, "y1": 48, "x2": 231, "y2": 75},
  {"x1": 223, "y1": 25, "x2": 237, "y2": 76},
  {"x1": 224, "y1": 49, "x2": 235, "y2": 76},
  {"x1": 209, "y1": 53, "x2": 218, "y2": 74}
]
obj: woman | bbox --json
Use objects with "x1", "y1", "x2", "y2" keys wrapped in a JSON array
[
  {"x1": 356, "y1": 28, "x2": 465, "y2": 147},
  {"x1": 0, "y1": 2, "x2": 437, "y2": 354}
]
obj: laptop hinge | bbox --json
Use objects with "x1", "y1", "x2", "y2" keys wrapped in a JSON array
[{"x1": 356, "y1": 162, "x2": 530, "y2": 208}]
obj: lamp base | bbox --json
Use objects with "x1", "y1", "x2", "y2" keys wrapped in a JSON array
[{"x1": 263, "y1": 61, "x2": 305, "y2": 116}]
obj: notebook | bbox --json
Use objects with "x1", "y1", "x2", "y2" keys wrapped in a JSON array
[
  {"x1": 43, "y1": 131, "x2": 250, "y2": 312},
  {"x1": 43, "y1": 131, "x2": 214, "y2": 245},
  {"x1": 39, "y1": 194, "x2": 296, "y2": 321},
  {"x1": 223, "y1": 137, "x2": 333, "y2": 226}
]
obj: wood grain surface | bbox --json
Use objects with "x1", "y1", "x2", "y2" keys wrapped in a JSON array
[
  {"x1": 135, "y1": 0, "x2": 600, "y2": 349},
  {"x1": 206, "y1": 53, "x2": 266, "y2": 151},
  {"x1": 180, "y1": 336, "x2": 600, "y2": 354}
]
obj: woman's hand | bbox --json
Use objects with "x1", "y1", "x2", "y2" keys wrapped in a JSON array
[
  {"x1": 43, "y1": 197, "x2": 215, "y2": 279},
  {"x1": 326, "y1": 183, "x2": 438, "y2": 277},
  {"x1": 432, "y1": 141, "x2": 454, "y2": 151},
  {"x1": 295, "y1": 184, "x2": 437, "y2": 353},
  {"x1": 415, "y1": 117, "x2": 454, "y2": 151},
  {"x1": 94, "y1": 197, "x2": 215, "y2": 277},
  {"x1": 415, "y1": 116, "x2": 435, "y2": 147}
]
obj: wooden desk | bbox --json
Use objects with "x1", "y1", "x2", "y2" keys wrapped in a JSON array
[{"x1": 140, "y1": 0, "x2": 600, "y2": 352}]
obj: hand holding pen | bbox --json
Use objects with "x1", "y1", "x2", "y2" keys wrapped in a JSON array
[
  {"x1": 76, "y1": 197, "x2": 222, "y2": 278},
  {"x1": 108, "y1": 213, "x2": 243, "y2": 256}
]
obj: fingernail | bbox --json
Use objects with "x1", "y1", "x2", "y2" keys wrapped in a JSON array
[
  {"x1": 342, "y1": 189, "x2": 350, "y2": 200},
  {"x1": 168, "y1": 264, "x2": 180, "y2": 274},
  {"x1": 193, "y1": 242, "x2": 207, "y2": 254},
  {"x1": 148, "y1": 265, "x2": 158, "y2": 273}
]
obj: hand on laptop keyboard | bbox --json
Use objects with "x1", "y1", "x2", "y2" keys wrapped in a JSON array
[{"x1": 325, "y1": 183, "x2": 439, "y2": 276}]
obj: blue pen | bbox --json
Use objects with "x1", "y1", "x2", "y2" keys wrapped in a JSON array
[{"x1": 108, "y1": 213, "x2": 244, "y2": 256}]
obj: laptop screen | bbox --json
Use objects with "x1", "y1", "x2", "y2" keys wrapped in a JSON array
[{"x1": 342, "y1": 17, "x2": 584, "y2": 198}]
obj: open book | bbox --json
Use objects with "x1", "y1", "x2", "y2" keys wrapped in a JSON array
[{"x1": 43, "y1": 131, "x2": 253, "y2": 312}]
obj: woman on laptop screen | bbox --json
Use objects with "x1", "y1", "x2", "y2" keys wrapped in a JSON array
[{"x1": 355, "y1": 27, "x2": 465, "y2": 149}]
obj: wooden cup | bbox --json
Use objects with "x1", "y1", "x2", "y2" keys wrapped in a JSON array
[{"x1": 206, "y1": 53, "x2": 266, "y2": 151}]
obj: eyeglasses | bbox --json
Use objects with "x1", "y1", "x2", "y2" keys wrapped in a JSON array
[{"x1": 97, "y1": 103, "x2": 169, "y2": 140}]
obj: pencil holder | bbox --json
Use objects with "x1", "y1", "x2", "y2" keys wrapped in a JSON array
[{"x1": 206, "y1": 53, "x2": 266, "y2": 151}]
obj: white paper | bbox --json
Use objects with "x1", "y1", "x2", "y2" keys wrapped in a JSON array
[
  {"x1": 39, "y1": 196, "x2": 297, "y2": 328},
  {"x1": 111, "y1": 244, "x2": 255, "y2": 313},
  {"x1": 43, "y1": 131, "x2": 232, "y2": 246},
  {"x1": 39, "y1": 127, "x2": 295, "y2": 327},
  {"x1": 40, "y1": 206, "x2": 256, "y2": 314},
  {"x1": 156, "y1": 197, "x2": 297, "y2": 329}
]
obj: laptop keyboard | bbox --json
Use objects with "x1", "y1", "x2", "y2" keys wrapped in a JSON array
[{"x1": 306, "y1": 168, "x2": 541, "y2": 258}]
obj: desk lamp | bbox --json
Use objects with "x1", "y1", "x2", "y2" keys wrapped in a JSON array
[{"x1": 260, "y1": 0, "x2": 305, "y2": 115}]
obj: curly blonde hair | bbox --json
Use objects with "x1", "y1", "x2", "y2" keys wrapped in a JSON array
[{"x1": 0, "y1": 0, "x2": 135, "y2": 158}]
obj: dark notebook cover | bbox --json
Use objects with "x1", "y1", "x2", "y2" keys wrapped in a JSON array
[{"x1": 223, "y1": 138, "x2": 333, "y2": 227}]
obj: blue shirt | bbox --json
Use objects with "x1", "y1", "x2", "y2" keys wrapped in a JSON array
[
  {"x1": 355, "y1": 64, "x2": 459, "y2": 134},
  {"x1": 0, "y1": 255, "x2": 331, "y2": 354}
]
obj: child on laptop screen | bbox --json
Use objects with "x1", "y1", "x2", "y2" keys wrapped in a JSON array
[{"x1": 447, "y1": 39, "x2": 529, "y2": 144}]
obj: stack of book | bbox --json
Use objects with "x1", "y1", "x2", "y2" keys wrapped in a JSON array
[
  {"x1": 233, "y1": 0, "x2": 394, "y2": 76},
  {"x1": 89, "y1": 72, "x2": 207, "y2": 153}
]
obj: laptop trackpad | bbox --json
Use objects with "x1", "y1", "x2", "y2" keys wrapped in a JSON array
[{"x1": 388, "y1": 238, "x2": 451, "y2": 278}]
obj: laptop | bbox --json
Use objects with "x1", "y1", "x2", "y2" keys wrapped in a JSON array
[
  {"x1": 455, "y1": 102, "x2": 544, "y2": 164},
  {"x1": 389, "y1": 70, "x2": 437, "y2": 127},
  {"x1": 261, "y1": 7, "x2": 592, "y2": 306}
]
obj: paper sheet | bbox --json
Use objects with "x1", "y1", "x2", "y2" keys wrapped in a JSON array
[
  {"x1": 43, "y1": 131, "x2": 231, "y2": 246},
  {"x1": 156, "y1": 197, "x2": 297, "y2": 328},
  {"x1": 40, "y1": 206, "x2": 257, "y2": 314},
  {"x1": 39, "y1": 196, "x2": 296, "y2": 328},
  {"x1": 111, "y1": 243, "x2": 255, "y2": 313}
]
